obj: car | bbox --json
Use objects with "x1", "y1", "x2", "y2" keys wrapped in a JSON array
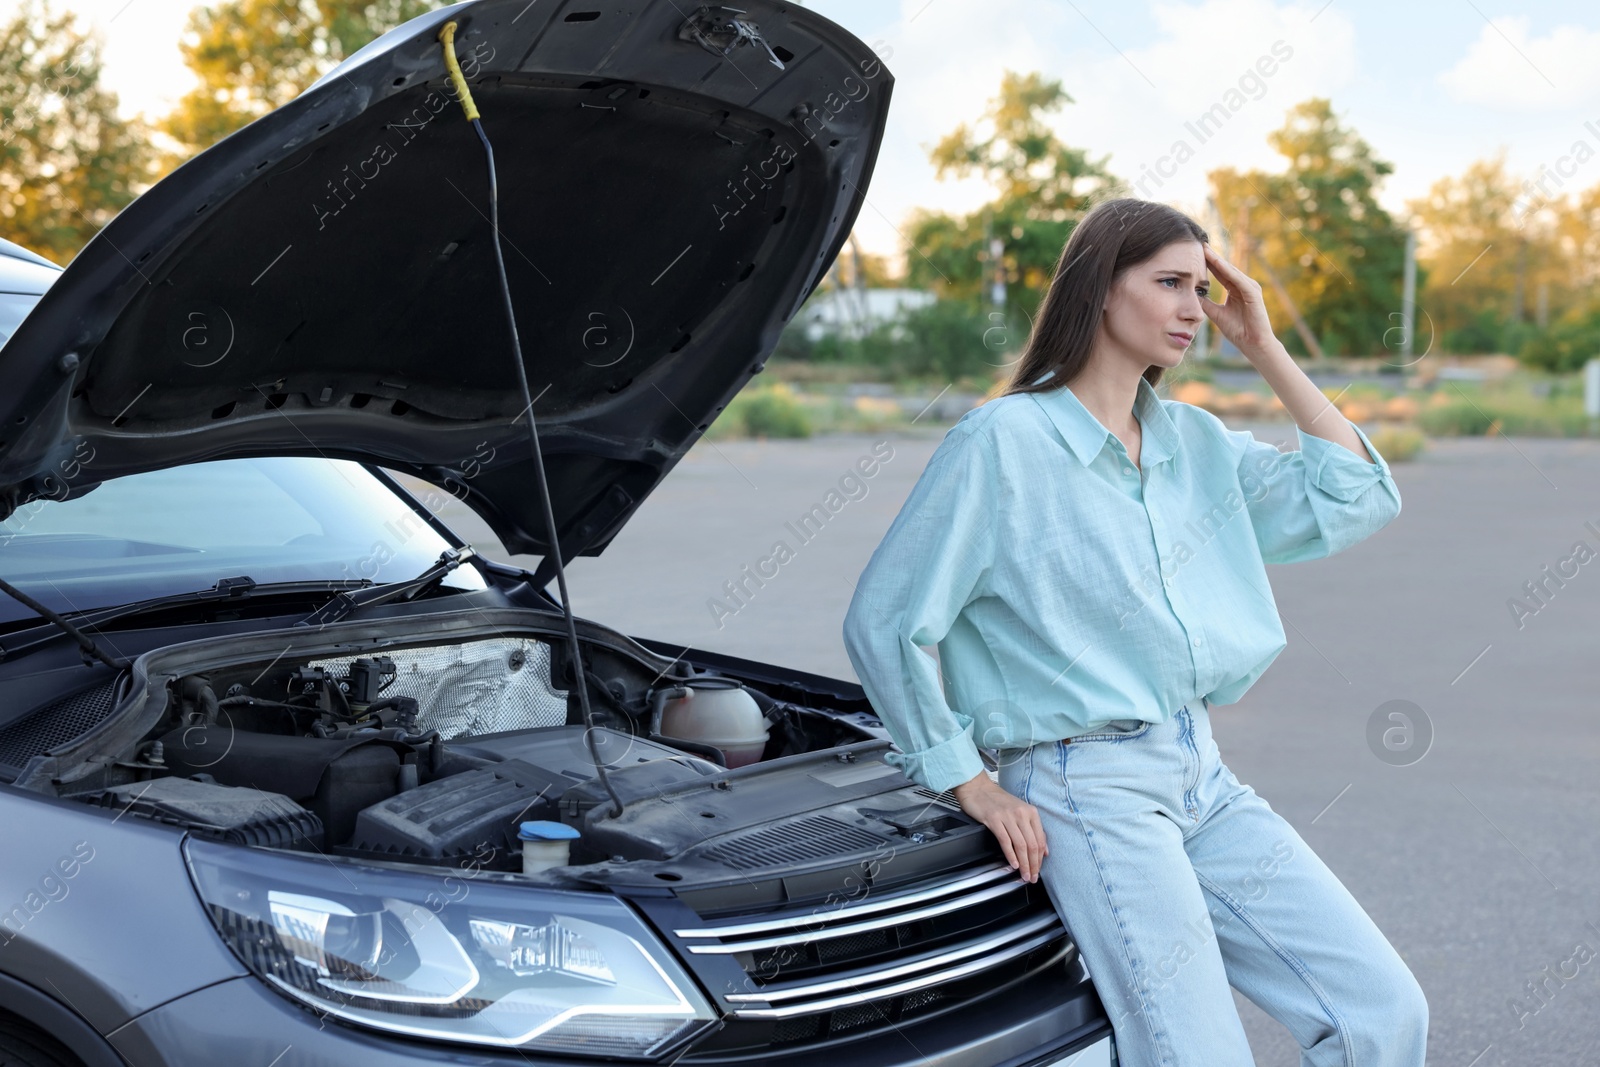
[{"x1": 0, "y1": 1, "x2": 1115, "y2": 1064}]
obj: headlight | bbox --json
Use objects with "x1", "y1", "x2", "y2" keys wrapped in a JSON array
[{"x1": 184, "y1": 838, "x2": 716, "y2": 1057}]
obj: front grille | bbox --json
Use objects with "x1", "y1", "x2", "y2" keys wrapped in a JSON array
[
  {"x1": 0, "y1": 682, "x2": 118, "y2": 778},
  {"x1": 674, "y1": 861, "x2": 1071, "y2": 1050}
]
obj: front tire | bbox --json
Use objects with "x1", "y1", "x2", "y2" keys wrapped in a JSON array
[{"x1": 0, "y1": 1018, "x2": 83, "y2": 1067}]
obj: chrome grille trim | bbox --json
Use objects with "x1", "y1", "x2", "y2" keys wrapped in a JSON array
[
  {"x1": 684, "y1": 877, "x2": 1025, "y2": 953},
  {"x1": 724, "y1": 928, "x2": 1068, "y2": 1019},
  {"x1": 672, "y1": 861, "x2": 1015, "y2": 939},
  {"x1": 723, "y1": 911, "x2": 1062, "y2": 1003}
]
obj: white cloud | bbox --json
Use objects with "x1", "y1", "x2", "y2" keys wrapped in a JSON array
[
  {"x1": 797, "y1": 0, "x2": 1077, "y2": 268},
  {"x1": 1438, "y1": 15, "x2": 1600, "y2": 110},
  {"x1": 0, "y1": 0, "x2": 201, "y2": 120},
  {"x1": 846, "y1": 0, "x2": 1357, "y2": 264},
  {"x1": 1063, "y1": 0, "x2": 1357, "y2": 210}
]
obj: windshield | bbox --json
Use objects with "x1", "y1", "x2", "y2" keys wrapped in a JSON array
[
  {"x1": 0, "y1": 457, "x2": 485, "y2": 627},
  {"x1": 0, "y1": 292, "x2": 39, "y2": 348}
]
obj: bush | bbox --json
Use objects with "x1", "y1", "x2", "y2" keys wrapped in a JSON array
[
  {"x1": 743, "y1": 384, "x2": 813, "y2": 437},
  {"x1": 788, "y1": 298, "x2": 1029, "y2": 387},
  {"x1": 1442, "y1": 307, "x2": 1509, "y2": 355},
  {"x1": 883, "y1": 298, "x2": 1022, "y2": 384},
  {"x1": 1415, "y1": 392, "x2": 1498, "y2": 436},
  {"x1": 770, "y1": 319, "x2": 816, "y2": 363},
  {"x1": 704, "y1": 383, "x2": 812, "y2": 440},
  {"x1": 1367, "y1": 425, "x2": 1425, "y2": 462},
  {"x1": 1416, "y1": 385, "x2": 1591, "y2": 436},
  {"x1": 1519, "y1": 305, "x2": 1600, "y2": 374}
]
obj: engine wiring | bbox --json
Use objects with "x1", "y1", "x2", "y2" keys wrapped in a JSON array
[{"x1": 435, "y1": 20, "x2": 627, "y2": 820}]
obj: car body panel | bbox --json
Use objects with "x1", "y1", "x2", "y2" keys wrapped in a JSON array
[{"x1": 0, "y1": 791, "x2": 247, "y2": 1029}]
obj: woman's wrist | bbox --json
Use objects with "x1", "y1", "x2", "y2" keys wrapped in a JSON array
[
  {"x1": 952, "y1": 770, "x2": 997, "y2": 799},
  {"x1": 1242, "y1": 336, "x2": 1292, "y2": 367}
]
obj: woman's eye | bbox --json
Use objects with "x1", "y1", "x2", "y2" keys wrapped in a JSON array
[{"x1": 1160, "y1": 278, "x2": 1178, "y2": 288}]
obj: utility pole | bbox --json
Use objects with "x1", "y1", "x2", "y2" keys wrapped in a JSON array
[
  {"x1": 847, "y1": 232, "x2": 869, "y2": 338},
  {"x1": 1400, "y1": 225, "x2": 1417, "y2": 364},
  {"x1": 1513, "y1": 236, "x2": 1527, "y2": 323}
]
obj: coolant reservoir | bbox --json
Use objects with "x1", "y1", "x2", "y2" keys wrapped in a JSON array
[{"x1": 659, "y1": 683, "x2": 769, "y2": 768}]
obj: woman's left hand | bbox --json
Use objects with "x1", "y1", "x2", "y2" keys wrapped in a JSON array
[{"x1": 1200, "y1": 244, "x2": 1282, "y2": 363}]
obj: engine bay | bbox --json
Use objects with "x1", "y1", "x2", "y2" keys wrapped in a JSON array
[{"x1": 24, "y1": 613, "x2": 984, "y2": 896}]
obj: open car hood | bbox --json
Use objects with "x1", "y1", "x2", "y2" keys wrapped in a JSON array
[{"x1": 0, "y1": 0, "x2": 890, "y2": 560}]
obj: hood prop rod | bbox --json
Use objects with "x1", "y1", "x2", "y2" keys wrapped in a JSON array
[{"x1": 437, "y1": 19, "x2": 626, "y2": 821}]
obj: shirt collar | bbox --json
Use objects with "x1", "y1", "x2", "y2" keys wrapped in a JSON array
[{"x1": 1027, "y1": 371, "x2": 1180, "y2": 471}]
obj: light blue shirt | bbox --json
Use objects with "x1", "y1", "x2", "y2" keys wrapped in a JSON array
[{"x1": 841, "y1": 373, "x2": 1401, "y2": 793}]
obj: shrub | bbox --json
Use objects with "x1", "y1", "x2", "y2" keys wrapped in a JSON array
[
  {"x1": 705, "y1": 383, "x2": 812, "y2": 440},
  {"x1": 1367, "y1": 425, "x2": 1425, "y2": 462},
  {"x1": 743, "y1": 384, "x2": 812, "y2": 437},
  {"x1": 1416, "y1": 385, "x2": 1590, "y2": 436},
  {"x1": 1443, "y1": 307, "x2": 1510, "y2": 355},
  {"x1": 1416, "y1": 393, "x2": 1499, "y2": 435},
  {"x1": 884, "y1": 298, "x2": 1019, "y2": 384},
  {"x1": 1519, "y1": 305, "x2": 1600, "y2": 374}
]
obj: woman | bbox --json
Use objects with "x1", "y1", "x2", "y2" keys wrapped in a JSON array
[{"x1": 841, "y1": 197, "x2": 1426, "y2": 1066}]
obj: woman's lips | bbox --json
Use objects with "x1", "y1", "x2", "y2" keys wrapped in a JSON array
[{"x1": 1168, "y1": 331, "x2": 1193, "y2": 346}]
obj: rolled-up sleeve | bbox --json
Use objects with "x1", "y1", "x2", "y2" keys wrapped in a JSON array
[
  {"x1": 842, "y1": 426, "x2": 997, "y2": 793},
  {"x1": 1231, "y1": 418, "x2": 1402, "y2": 565}
]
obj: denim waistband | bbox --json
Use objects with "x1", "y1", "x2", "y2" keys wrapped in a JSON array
[
  {"x1": 1065, "y1": 696, "x2": 1209, "y2": 742},
  {"x1": 989, "y1": 699, "x2": 1208, "y2": 763}
]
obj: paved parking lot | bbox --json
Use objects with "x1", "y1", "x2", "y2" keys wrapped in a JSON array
[{"x1": 430, "y1": 422, "x2": 1600, "y2": 1065}]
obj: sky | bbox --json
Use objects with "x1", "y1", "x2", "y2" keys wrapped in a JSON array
[{"x1": 15, "y1": 0, "x2": 1600, "y2": 268}]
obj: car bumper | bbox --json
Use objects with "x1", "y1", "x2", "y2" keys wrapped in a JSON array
[{"x1": 106, "y1": 974, "x2": 1113, "y2": 1067}]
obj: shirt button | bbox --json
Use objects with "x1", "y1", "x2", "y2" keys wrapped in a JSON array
[
  {"x1": 1122, "y1": 466, "x2": 1135, "y2": 475},
  {"x1": 1193, "y1": 636, "x2": 1203, "y2": 647}
]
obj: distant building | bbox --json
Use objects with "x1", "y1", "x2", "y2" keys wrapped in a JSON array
[{"x1": 799, "y1": 287, "x2": 937, "y2": 342}]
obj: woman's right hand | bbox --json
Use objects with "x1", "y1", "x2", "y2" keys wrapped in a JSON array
[{"x1": 952, "y1": 772, "x2": 1048, "y2": 883}]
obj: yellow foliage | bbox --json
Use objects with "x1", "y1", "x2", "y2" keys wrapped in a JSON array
[
  {"x1": 852, "y1": 396, "x2": 901, "y2": 417},
  {"x1": 1338, "y1": 400, "x2": 1375, "y2": 423},
  {"x1": 1381, "y1": 395, "x2": 1419, "y2": 420},
  {"x1": 1170, "y1": 381, "x2": 1215, "y2": 406}
]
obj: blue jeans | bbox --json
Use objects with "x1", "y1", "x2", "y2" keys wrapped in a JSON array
[{"x1": 996, "y1": 700, "x2": 1428, "y2": 1066}]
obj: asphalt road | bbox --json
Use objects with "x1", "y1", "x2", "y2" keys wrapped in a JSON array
[{"x1": 423, "y1": 422, "x2": 1600, "y2": 1066}]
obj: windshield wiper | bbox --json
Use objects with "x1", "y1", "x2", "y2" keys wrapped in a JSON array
[
  {"x1": 0, "y1": 576, "x2": 373, "y2": 665},
  {"x1": 296, "y1": 547, "x2": 476, "y2": 628},
  {"x1": 0, "y1": 575, "x2": 128, "y2": 670}
]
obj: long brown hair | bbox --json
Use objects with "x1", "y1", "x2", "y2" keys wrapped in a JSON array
[{"x1": 1001, "y1": 197, "x2": 1209, "y2": 398}]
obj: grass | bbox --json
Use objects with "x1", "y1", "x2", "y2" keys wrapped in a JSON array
[
  {"x1": 706, "y1": 364, "x2": 1598, "y2": 442},
  {"x1": 704, "y1": 382, "x2": 919, "y2": 439},
  {"x1": 1416, "y1": 381, "x2": 1594, "y2": 437}
]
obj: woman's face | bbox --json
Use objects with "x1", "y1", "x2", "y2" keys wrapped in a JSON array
[{"x1": 1098, "y1": 238, "x2": 1209, "y2": 369}]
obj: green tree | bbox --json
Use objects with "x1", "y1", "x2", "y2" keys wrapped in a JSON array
[
  {"x1": 1405, "y1": 154, "x2": 1569, "y2": 354},
  {"x1": 160, "y1": 0, "x2": 445, "y2": 167},
  {"x1": 1209, "y1": 98, "x2": 1411, "y2": 357},
  {"x1": 905, "y1": 71, "x2": 1124, "y2": 310},
  {"x1": 1, "y1": 0, "x2": 153, "y2": 263}
]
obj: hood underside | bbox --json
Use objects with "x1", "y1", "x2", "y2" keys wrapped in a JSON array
[{"x1": 0, "y1": 0, "x2": 891, "y2": 558}]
